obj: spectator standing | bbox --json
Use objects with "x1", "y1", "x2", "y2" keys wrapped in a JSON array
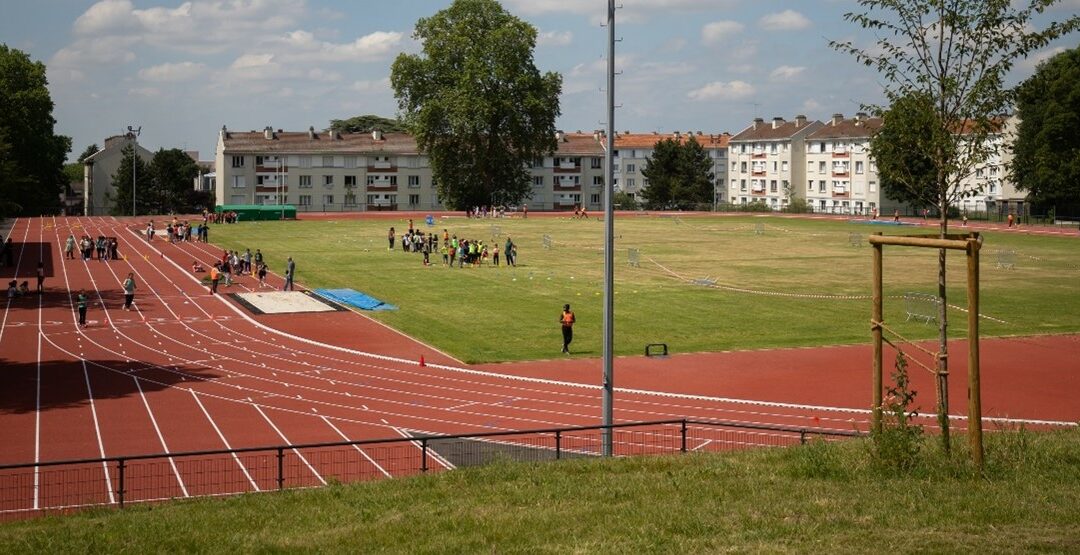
[
  {"x1": 64, "y1": 234, "x2": 76, "y2": 259},
  {"x1": 560, "y1": 304, "x2": 576, "y2": 354},
  {"x1": 77, "y1": 290, "x2": 88, "y2": 327},
  {"x1": 284, "y1": 257, "x2": 295, "y2": 291},
  {"x1": 35, "y1": 261, "x2": 45, "y2": 294}
]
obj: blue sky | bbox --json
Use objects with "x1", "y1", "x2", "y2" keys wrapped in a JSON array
[{"x1": 2, "y1": 0, "x2": 1077, "y2": 161}]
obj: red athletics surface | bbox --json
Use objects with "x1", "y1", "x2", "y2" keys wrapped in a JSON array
[{"x1": 1, "y1": 215, "x2": 1077, "y2": 519}]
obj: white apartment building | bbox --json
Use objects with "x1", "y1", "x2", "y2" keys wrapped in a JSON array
[
  {"x1": 804, "y1": 113, "x2": 883, "y2": 216},
  {"x1": 955, "y1": 115, "x2": 1024, "y2": 216},
  {"x1": 215, "y1": 126, "x2": 617, "y2": 212},
  {"x1": 728, "y1": 116, "x2": 824, "y2": 209},
  {"x1": 611, "y1": 132, "x2": 730, "y2": 205},
  {"x1": 82, "y1": 132, "x2": 154, "y2": 215}
]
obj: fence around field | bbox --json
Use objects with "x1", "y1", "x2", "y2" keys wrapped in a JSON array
[{"x1": 0, "y1": 419, "x2": 859, "y2": 519}]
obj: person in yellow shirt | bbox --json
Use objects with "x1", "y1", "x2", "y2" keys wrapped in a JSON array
[{"x1": 560, "y1": 304, "x2": 576, "y2": 354}]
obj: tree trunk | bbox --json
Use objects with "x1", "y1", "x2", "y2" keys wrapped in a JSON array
[{"x1": 937, "y1": 187, "x2": 950, "y2": 454}]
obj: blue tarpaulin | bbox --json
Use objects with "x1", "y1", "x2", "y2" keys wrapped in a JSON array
[{"x1": 313, "y1": 288, "x2": 397, "y2": 311}]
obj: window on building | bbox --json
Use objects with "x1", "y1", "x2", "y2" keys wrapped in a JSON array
[
  {"x1": 594, "y1": 176, "x2": 603, "y2": 185},
  {"x1": 771, "y1": 161, "x2": 778, "y2": 173},
  {"x1": 324, "y1": 194, "x2": 333, "y2": 205},
  {"x1": 819, "y1": 161, "x2": 827, "y2": 174},
  {"x1": 740, "y1": 179, "x2": 747, "y2": 192},
  {"x1": 299, "y1": 156, "x2": 311, "y2": 168},
  {"x1": 808, "y1": 180, "x2": 814, "y2": 192},
  {"x1": 322, "y1": 156, "x2": 334, "y2": 168},
  {"x1": 731, "y1": 161, "x2": 737, "y2": 172},
  {"x1": 409, "y1": 194, "x2": 420, "y2": 206},
  {"x1": 344, "y1": 175, "x2": 357, "y2": 187},
  {"x1": 626, "y1": 163, "x2": 635, "y2": 173},
  {"x1": 855, "y1": 161, "x2": 864, "y2": 174},
  {"x1": 324, "y1": 175, "x2": 334, "y2": 187},
  {"x1": 740, "y1": 161, "x2": 748, "y2": 173},
  {"x1": 231, "y1": 175, "x2": 246, "y2": 188},
  {"x1": 299, "y1": 175, "x2": 311, "y2": 188},
  {"x1": 231, "y1": 156, "x2": 245, "y2": 168},
  {"x1": 781, "y1": 161, "x2": 789, "y2": 172},
  {"x1": 869, "y1": 181, "x2": 878, "y2": 193},
  {"x1": 627, "y1": 178, "x2": 635, "y2": 188},
  {"x1": 591, "y1": 157, "x2": 602, "y2": 169},
  {"x1": 770, "y1": 143, "x2": 778, "y2": 154},
  {"x1": 299, "y1": 195, "x2": 311, "y2": 206},
  {"x1": 591, "y1": 193, "x2": 600, "y2": 204},
  {"x1": 533, "y1": 176, "x2": 544, "y2": 187},
  {"x1": 408, "y1": 175, "x2": 420, "y2": 187},
  {"x1": 818, "y1": 142, "x2": 826, "y2": 153},
  {"x1": 819, "y1": 180, "x2": 827, "y2": 193},
  {"x1": 344, "y1": 156, "x2": 357, "y2": 169},
  {"x1": 344, "y1": 192, "x2": 357, "y2": 206},
  {"x1": 770, "y1": 180, "x2": 778, "y2": 193}
]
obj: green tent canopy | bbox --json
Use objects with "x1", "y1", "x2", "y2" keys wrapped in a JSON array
[{"x1": 214, "y1": 204, "x2": 296, "y2": 220}]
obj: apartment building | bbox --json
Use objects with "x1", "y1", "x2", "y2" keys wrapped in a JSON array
[
  {"x1": 955, "y1": 115, "x2": 1024, "y2": 216},
  {"x1": 727, "y1": 116, "x2": 824, "y2": 209},
  {"x1": 611, "y1": 132, "x2": 730, "y2": 205},
  {"x1": 525, "y1": 130, "x2": 606, "y2": 211},
  {"x1": 82, "y1": 132, "x2": 154, "y2": 215},
  {"x1": 804, "y1": 113, "x2": 883, "y2": 215}
]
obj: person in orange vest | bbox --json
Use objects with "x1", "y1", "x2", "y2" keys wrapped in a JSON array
[
  {"x1": 1007, "y1": 213, "x2": 1014, "y2": 227},
  {"x1": 209, "y1": 263, "x2": 221, "y2": 294},
  {"x1": 560, "y1": 303, "x2": 576, "y2": 354}
]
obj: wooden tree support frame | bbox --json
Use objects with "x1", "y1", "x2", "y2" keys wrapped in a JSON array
[{"x1": 870, "y1": 232, "x2": 984, "y2": 468}]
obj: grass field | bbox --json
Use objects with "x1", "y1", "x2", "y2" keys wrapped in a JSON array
[
  {"x1": 209, "y1": 215, "x2": 1080, "y2": 363},
  {"x1": 2, "y1": 430, "x2": 1077, "y2": 552}
]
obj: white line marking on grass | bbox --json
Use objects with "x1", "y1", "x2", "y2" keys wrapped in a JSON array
[
  {"x1": 320, "y1": 416, "x2": 391, "y2": 478},
  {"x1": 189, "y1": 389, "x2": 260, "y2": 492}
]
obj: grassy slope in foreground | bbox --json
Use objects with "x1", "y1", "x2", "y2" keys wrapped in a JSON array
[
  {"x1": 1, "y1": 429, "x2": 1078, "y2": 552},
  {"x1": 208, "y1": 216, "x2": 1080, "y2": 363}
]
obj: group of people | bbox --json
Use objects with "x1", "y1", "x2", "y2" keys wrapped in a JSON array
[
  {"x1": 388, "y1": 224, "x2": 517, "y2": 268},
  {"x1": 212, "y1": 210, "x2": 241, "y2": 224},
  {"x1": 200, "y1": 247, "x2": 293, "y2": 293},
  {"x1": 145, "y1": 217, "x2": 210, "y2": 244},
  {"x1": 66, "y1": 235, "x2": 119, "y2": 261}
]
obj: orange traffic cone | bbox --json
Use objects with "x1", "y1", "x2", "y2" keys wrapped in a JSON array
[{"x1": 419, "y1": 355, "x2": 426, "y2": 367}]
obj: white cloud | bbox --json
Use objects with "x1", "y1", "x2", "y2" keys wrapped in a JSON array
[
  {"x1": 507, "y1": 0, "x2": 736, "y2": 15},
  {"x1": 275, "y1": 30, "x2": 405, "y2": 63},
  {"x1": 687, "y1": 80, "x2": 755, "y2": 101},
  {"x1": 73, "y1": 0, "x2": 139, "y2": 34},
  {"x1": 138, "y1": 61, "x2": 206, "y2": 82},
  {"x1": 307, "y1": 68, "x2": 342, "y2": 82},
  {"x1": 701, "y1": 21, "x2": 743, "y2": 45},
  {"x1": 351, "y1": 77, "x2": 392, "y2": 93},
  {"x1": 801, "y1": 99, "x2": 823, "y2": 113},
  {"x1": 759, "y1": 10, "x2": 812, "y2": 31},
  {"x1": 231, "y1": 54, "x2": 276, "y2": 70},
  {"x1": 1019, "y1": 46, "x2": 1067, "y2": 71},
  {"x1": 538, "y1": 30, "x2": 573, "y2": 47},
  {"x1": 51, "y1": 35, "x2": 138, "y2": 66},
  {"x1": 769, "y1": 65, "x2": 806, "y2": 80}
]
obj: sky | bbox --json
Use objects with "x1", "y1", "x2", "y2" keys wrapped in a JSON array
[{"x1": 1, "y1": 0, "x2": 1077, "y2": 161}]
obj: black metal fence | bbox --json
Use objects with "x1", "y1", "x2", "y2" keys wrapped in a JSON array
[{"x1": 0, "y1": 419, "x2": 860, "y2": 519}]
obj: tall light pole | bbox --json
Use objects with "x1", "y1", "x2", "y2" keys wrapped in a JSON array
[
  {"x1": 128, "y1": 125, "x2": 141, "y2": 217},
  {"x1": 601, "y1": 0, "x2": 616, "y2": 457}
]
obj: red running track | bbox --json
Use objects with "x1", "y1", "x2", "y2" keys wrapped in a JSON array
[{"x1": 1, "y1": 216, "x2": 1077, "y2": 518}]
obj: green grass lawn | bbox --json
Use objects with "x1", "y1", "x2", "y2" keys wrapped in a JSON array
[
  {"x1": 2, "y1": 429, "x2": 1077, "y2": 552},
  {"x1": 208, "y1": 215, "x2": 1080, "y2": 363}
]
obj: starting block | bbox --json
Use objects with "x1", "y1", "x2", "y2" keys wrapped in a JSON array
[{"x1": 645, "y1": 343, "x2": 669, "y2": 357}]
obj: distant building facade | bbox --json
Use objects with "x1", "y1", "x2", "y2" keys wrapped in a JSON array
[
  {"x1": 611, "y1": 131, "x2": 730, "y2": 206},
  {"x1": 728, "y1": 116, "x2": 824, "y2": 210},
  {"x1": 804, "y1": 113, "x2": 883, "y2": 216},
  {"x1": 82, "y1": 133, "x2": 154, "y2": 215}
]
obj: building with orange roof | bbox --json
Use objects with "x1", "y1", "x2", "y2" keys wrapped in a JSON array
[
  {"x1": 804, "y1": 113, "x2": 883, "y2": 216},
  {"x1": 609, "y1": 131, "x2": 731, "y2": 206}
]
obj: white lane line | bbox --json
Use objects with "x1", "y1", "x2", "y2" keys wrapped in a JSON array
[
  {"x1": 33, "y1": 220, "x2": 42, "y2": 510},
  {"x1": 250, "y1": 402, "x2": 327, "y2": 486},
  {"x1": 388, "y1": 426, "x2": 455, "y2": 471},
  {"x1": 0, "y1": 218, "x2": 25, "y2": 345},
  {"x1": 320, "y1": 416, "x2": 392, "y2": 478},
  {"x1": 133, "y1": 376, "x2": 190, "y2": 498},
  {"x1": 81, "y1": 359, "x2": 116, "y2": 504},
  {"x1": 189, "y1": 389, "x2": 260, "y2": 492}
]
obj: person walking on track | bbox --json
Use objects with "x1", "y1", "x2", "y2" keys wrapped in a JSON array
[
  {"x1": 209, "y1": 263, "x2": 220, "y2": 294},
  {"x1": 77, "y1": 290, "x2": 88, "y2": 327},
  {"x1": 35, "y1": 261, "x2": 45, "y2": 294},
  {"x1": 122, "y1": 272, "x2": 137, "y2": 311},
  {"x1": 560, "y1": 303, "x2": 576, "y2": 354}
]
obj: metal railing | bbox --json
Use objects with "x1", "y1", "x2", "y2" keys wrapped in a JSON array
[{"x1": 0, "y1": 419, "x2": 861, "y2": 518}]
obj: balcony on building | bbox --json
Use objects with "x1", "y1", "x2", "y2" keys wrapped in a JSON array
[
  {"x1": 368, "y1": 158, "x2": 396, "y2": 172},
  {"x1": 554, "y1": 158, "x2": 582, "y2": 174}
]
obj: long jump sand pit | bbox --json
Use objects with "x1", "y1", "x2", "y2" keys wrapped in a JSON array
[{"x1": 230, "y1": 291, "x2": 344, "y2": 315}]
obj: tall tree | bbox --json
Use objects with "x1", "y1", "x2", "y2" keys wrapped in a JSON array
[
  {"x1": 150, "y1": 148, "x2": 200, "y2": 214},
  {"x1": 329, "y1": 115, "x2": 408, "y2": 134},
  {"x1": 1011, "y1": 46, "x2": 1080, "y2": 209},
  {"x1": 872, "y1": 92, "x2": 940, "y2": 207},
  {"x1": 0, "y1": 45, "x2": 71, "y2": 216},
  {"x1": 108, "y1": 144, "x2": 152, "y2": 216},
  {"x1": 640, "y1": 137, "x2": 714, "y2": 210},
  {"x1": 391, "y1": 0, "x2": 562, "y2": 210},
  {"x1": 832, "y1": 1, "x2": 1079, "y2": 450}
]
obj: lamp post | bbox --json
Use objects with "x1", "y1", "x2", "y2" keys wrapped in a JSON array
[{"x1": 128, "y1": 126, "x2": 141, "y2": 216}]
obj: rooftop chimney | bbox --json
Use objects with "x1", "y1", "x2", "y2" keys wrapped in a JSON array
[
  {"x1": 555, "y1": 130, "x2": 565, "y2": 142},
  {"x1": 220, "y1": 125, "x2": 228, "y2": 140},
  {"x1": 372, "y1": 129, "x2": 383, "y2": 141},
  {"x1": 263, "y1": 126, "x2": 274, "y2": 140},
  {"x1": 831, "y1": 113, "x2": 843, "y2": 126},
  {"x1": 771, "y1": 117, "x2": 785, "y2": 130},
  {"x1": 593, "y1": 130, "x2": 602, "y2": 141},
  {"x1": 794, "y1": 115, "x2": 807, "y2": 128},
  {"x1": 308, "y1": 126, "x2": 316, "y2": 140},
  {"x1": 752, "y1": 117, "x2": 764, "y2": 130}
]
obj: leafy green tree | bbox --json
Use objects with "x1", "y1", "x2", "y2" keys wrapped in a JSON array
[
  {"x1": 613, "y1": 190, "x2": 640, "y2": 210},
  {"x1": 108, "y1": 144, "x2": 152, "y2": 216},
  {"x1": 832, "y1": 1, "x2": 1079, "y2": 451},
  {"x1": 871, "y1": 92, "x2": 939, "y2": 208},
  {"x1": 640, "y1": 137, "x2": 714, "y2": 210},
  {"x1": 391, "y1": 0, "x2": 562, "y2": 210},
  {"x1": 0, "y1": 129, "x2": 31, "y2": 217},
  {"x1": 77, "y1": 144, "x2": 99, "y2": 164},
  {"x1": 149, "y1": 148, "x2": 200, "y2": 214},
  {"x1": 0, "y1": 45, "x2": 71, "y2": 216},
  {"x1": 1012, "y1": 46, "x2": 1080, "y2": 208},
  {"x1": 330, "y1": 115, "x2": 407, "y2": 134}
]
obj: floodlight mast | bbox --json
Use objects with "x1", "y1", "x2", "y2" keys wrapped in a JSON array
[
  {"x1": 128, "y1": 126, "x2": 141, "y2": 217},
  {"x1": 601, "y1": 0, "x2": 616, "y2": 457}
]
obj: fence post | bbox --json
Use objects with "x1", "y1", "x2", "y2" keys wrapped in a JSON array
[
  {"x1": 800, "y1": 430, "x2": 807, "y2": 445},
  {"x1": 421, "y1": 439, "x2": 429, "y2": 473},
  {"x1": 681, "y1": 420, "x2": 687, "y2": 453},
  {"x1": 276, "y1": 448, "x2": 284, "y2": 490},
  {"x1": 117, "y1": 458, "x2": 126, "y2": 509},
  {"x1": 555, "y1": 431, "x2": 562, "y2": 460}
]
